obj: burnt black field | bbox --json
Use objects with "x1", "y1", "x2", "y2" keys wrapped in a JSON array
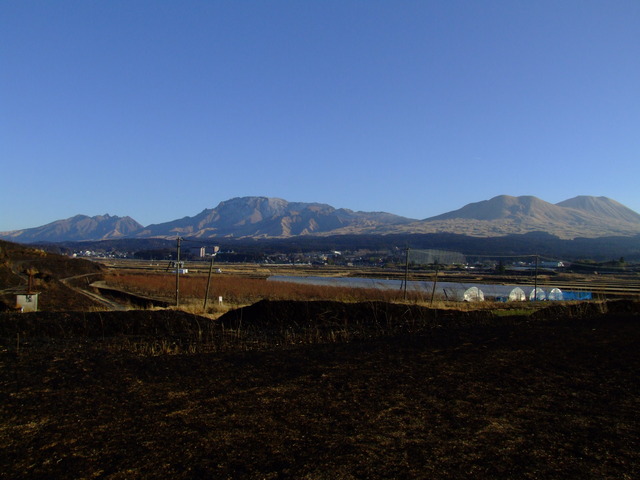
[{"x1": 1, "y1": 300, "x2": 639, "y2": 479}]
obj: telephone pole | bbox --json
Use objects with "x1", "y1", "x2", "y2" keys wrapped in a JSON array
[
  {"x1": 532, "y1": 254, "x2": 539, "y2": 301},
  {"x1": 430, "y1": 261, "x2": 439, "y2": 306},
  {"x1": 203, "y1": 254, "x2": 214, "y2": 312},
  {"x1": 175, "y1": 237, "x2": 181, "y2": 307},
  {"x1": 403, "y1": 247, "x2": 409, "y2": 300}
]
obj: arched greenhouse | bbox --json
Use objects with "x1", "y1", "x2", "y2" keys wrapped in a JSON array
[
  {"x1": 508, "y1": 287, "x2": 527, "y2": 301},
  {"x1": 528, "y1": 287, "x2": 547, "y2": 301},
  {"x1": 547, "y1": 288, "x2": 563, "y2": 301}
]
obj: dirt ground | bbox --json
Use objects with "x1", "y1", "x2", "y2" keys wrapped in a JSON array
[{"x1": 1, "y1": 301, "x2": 639, "y2": 479}]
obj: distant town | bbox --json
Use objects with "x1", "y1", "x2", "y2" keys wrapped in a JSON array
[{"x1": 70, "y1": 245, "x2": 576, "y2": 273}]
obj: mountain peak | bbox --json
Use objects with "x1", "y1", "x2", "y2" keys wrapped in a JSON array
[
  {"x1": 425, "y1": 195, "x2": 552, "y2": 221},
  {"x1": 556, "y1": 196, "x2": 640, "y2": 223}
]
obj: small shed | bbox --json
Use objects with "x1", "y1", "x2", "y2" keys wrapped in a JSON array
[{"x1": 16, "y1": 292, "x2": 39, "y2": 312}]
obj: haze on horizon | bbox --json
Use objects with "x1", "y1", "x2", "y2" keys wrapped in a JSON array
[{"x1": 1, "y1": 1, "x2": 639, "y2": 232}]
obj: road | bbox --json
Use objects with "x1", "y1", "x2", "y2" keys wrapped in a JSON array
[{"x1": 60, "y1": 274, "x2": 129, "y2": 311}]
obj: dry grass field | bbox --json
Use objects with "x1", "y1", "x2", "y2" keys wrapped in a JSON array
[{"x1": 103, "y1": 271, "x2": 432, "y2": 311}]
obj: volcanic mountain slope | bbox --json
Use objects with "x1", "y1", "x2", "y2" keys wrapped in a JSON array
[
  {"x1": 136, "y1": 197, "x2": 414, "y2": 238},
  {"x1": 2, "y1": 195, "x2": 640, "y2": 242},
  {"x1": 556, "y1": 196, "x2": 640, "y2": 223},
  {"x1": 426, "y1": 195, "x2": 570, "y2": 222},
  {"x1": 399, "y1": 195, "x2": 640, "y2": 239},
  {"x1": 0, "y1": 215, "x2": 143, "y2": 243}
]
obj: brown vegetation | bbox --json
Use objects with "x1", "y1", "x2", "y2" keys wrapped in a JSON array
[
  {"x1": 102, "y1": 272, "x2": 500, "y2": 313},
  {"x1": 105, "y1": 272, "x2": 403, "y2": 302}
]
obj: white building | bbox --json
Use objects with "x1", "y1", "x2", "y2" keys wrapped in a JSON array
[{"x1": 16, "y1": 292, "x2": 39, "y2": 312}]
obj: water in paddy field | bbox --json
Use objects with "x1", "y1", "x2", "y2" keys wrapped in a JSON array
[{"x1": 267, "y1": 276, "x2": 592, "y2": 302}]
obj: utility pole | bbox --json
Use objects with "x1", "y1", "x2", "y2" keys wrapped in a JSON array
[
  {"x1": 175, "y1": 237, "x2": 181, "y2": 307},
  {"x1": 203, "y1": 254, "x2": 214, "y2": 312},
  {"x1": 403, "y1": 247, "x2": 410, "y2": 300},
  {"x1": 532, "y1": 254, "x2": 539, "y2": 301},
  {"x1": 430, "y1": 261, "x2": 439, "y2": 306}
]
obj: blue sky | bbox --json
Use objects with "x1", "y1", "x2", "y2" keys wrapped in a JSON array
[{"x1": 1, "y1": 0, "x2": 639, "y2": 231}]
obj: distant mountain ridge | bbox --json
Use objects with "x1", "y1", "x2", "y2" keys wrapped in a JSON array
[
  {"x1": 408, "y1": 195, "x2": 640, "y2": 238},
  {"x1": 0, "y1": 214, "x2": 143, "y2": 243},
  {"x1": 2, "y1": 195, "x2": 640, "y2": 243},
  {"x1": 137, "y1": 197, "x2": 413, "y2": 238},
  {"x1": 428, "y1": 195, "x2": 640, "y2": 224}
]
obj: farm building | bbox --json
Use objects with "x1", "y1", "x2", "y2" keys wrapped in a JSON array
[{"x1": 15, "y1": 292, "x2": 39, "y2": 312}]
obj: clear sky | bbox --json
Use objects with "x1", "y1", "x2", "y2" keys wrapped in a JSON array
[{"x1": 1, "y1": 0, "x2": 639, "y2": 231}]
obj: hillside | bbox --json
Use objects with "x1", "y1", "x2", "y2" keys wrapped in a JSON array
[{"x1": 0, "y1": 240, "x2": 104, "y2": 311}]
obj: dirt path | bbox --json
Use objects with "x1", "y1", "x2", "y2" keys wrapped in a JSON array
[{"x1": 60, "y1": 274, "x2": 128, "y2": 311}]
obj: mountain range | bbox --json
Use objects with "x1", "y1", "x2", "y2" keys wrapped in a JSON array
[{"x1": 2, "y1": 195, "x2": 640, "y2": 243}]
